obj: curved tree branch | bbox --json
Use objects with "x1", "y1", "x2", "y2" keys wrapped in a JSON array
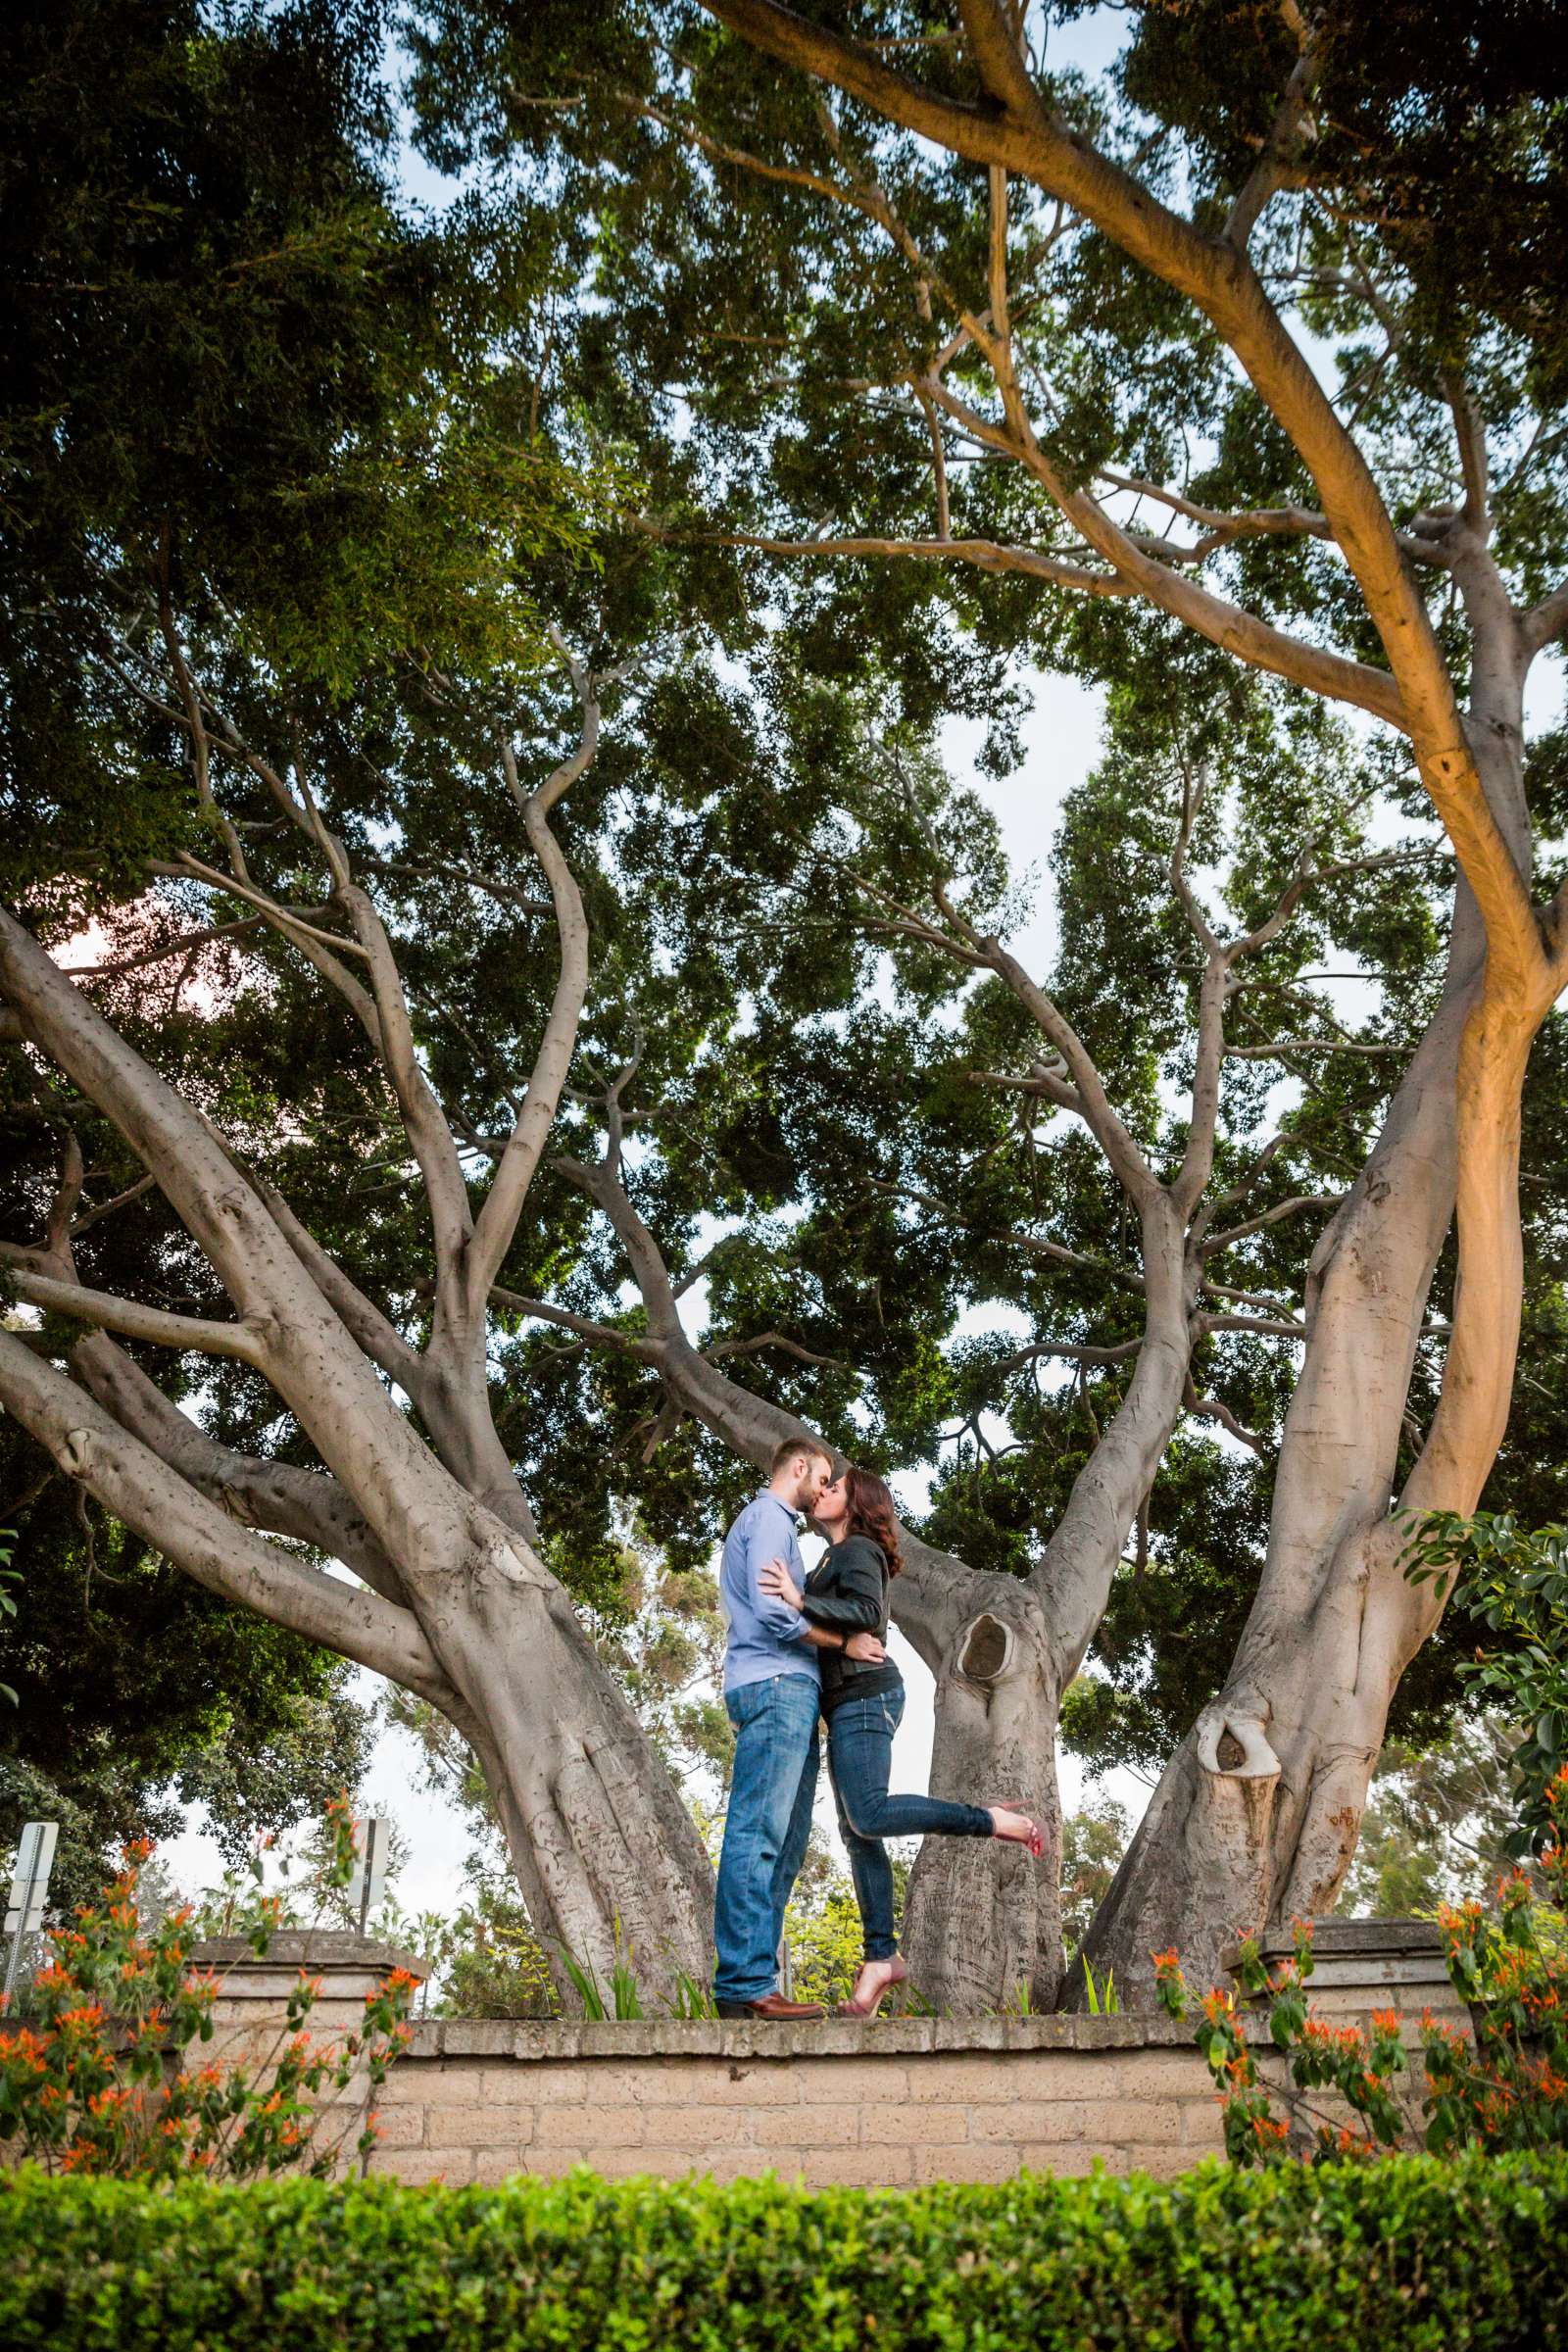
[
  {"x1": 1, "y1": 1256, "x2": 265, "y2": 1364},
  {"x1": 704, "y1": 0, "x2": 1543, "y2": 989},
  {"x1": 71, "y1": 1331, "x2": 415, "y2": 1613},
  {"x1": 465, "y1": 648, "x2": 598, "y2": 1313},
  {"x1": 0, "y1": 1329, "x2": 458, "y2": 1706}
]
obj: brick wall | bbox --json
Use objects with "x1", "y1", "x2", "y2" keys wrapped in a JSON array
[
  {"x1": 366, "y1": 2015, "x2": 1228, "y2": 2188},
  {"x1": 176, "y1": 1924, "x2": 1469, "y2": 2191}
]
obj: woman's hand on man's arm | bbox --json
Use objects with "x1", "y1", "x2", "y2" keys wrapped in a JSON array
[
  {"x1": 759, "y1": 1555, "x2": 803, "y2": 1610},
  {"x1": 760, "y1": 1555, "x2": 886, "y2": 1662},
  {"x1": 798, "y1": 1624, "x2": 887, "y2": 1661}
]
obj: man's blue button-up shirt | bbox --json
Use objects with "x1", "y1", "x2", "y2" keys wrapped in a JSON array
[{"x1": 719, "y1": 1491, "x2": 819, "y2": 1694}]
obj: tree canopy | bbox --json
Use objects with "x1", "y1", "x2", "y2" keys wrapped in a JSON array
[{"x1": 3, "y1": 0, "x2": 1566, "y2": 2002}]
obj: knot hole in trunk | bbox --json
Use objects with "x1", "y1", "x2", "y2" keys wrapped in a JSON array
[{"x1": 957, "y1": 1611, "x2": 1014, "y2": 1689}]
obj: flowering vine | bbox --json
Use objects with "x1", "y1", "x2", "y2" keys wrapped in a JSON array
[{"x1": 0, "y1": 1796, "x2": 416, "y2": 2180}]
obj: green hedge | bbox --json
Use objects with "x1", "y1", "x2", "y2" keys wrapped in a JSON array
[{"x1": 0, "y1": 2156, "x2": 1563, "y2": 2349}]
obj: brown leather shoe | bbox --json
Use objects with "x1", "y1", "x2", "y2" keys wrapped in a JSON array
[{"x1": 717, "y1": 1992, "x2": 826, "y2": 2020}]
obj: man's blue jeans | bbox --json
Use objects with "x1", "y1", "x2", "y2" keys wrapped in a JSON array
[
  {"x1": 827, "y1": 1686, "x2": 993, "y2": 1962},
  {"x1": 713, "y1": 1672, "x2": 821, "y2": 2006}
]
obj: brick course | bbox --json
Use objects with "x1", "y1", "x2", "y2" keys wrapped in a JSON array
[{"x1": 361, "y1": 2012, "x2": 1234, "y2": 2185}]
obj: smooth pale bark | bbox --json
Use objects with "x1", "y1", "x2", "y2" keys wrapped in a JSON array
[
  {"x1": 899, "y1": 1190, "x2": 1198, "y2": 2007},
  {"x1": 399, "y1": 702, "x2": 598, "y2": 1552},
  {"x1": 0, "y1": 1333, "x2": 468, "y2": 1709},
  {"x1": 897, "y1": 1567, "x2": 1065, "y2": 2011},
  {"x1": 0, "y1": 906, "x2": 712, "y2": 2003},
  {"x1": 1082, "y1": 639, "x2": 1553, "y2": 1998},
  {"x1": 1080, "y1": 923, "x2": 1483, "y2": 1992}
]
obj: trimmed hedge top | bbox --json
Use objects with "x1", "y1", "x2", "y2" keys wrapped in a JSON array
[{"x1": 1, "y1": 2154, "x2": 1563, "y2": 2350}]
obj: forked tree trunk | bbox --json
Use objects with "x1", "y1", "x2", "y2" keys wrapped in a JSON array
[
  {"x1": 1083, "y1": 705, "x2": 1542, "y2": 2001},
  {"x1": 412, "y1": 1551, "x2": 715, "y2": 1984},
  {"x1": 0, "y1": 908, "x2": 713, "y2": 2007},
  {"x1": 600, "y1": 1149, "x2": 1197, "y2": 2012},
  {"x1": 897, "y1": 1566, "x2": 1065, "y2": 2010}
]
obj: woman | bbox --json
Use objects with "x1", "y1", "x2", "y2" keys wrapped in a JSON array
[{"x1": 760, "y1": 1465, "x2": 1043, "y2": 2019}]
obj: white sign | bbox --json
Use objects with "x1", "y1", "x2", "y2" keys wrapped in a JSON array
[
  {"x1": 4, "y1": 1818, "x2": 58, "y2": 1934},
  {"x1": 343, "y1": 1815, "x2": 389, "y2": 1934},
  {"x1": 4, "y1": 1818, "x2": 59, "y2": 1998}
]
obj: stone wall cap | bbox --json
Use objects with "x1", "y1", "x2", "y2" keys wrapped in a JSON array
[
  {"x1": 191, "y1": 1932, "x2": 429, "y2": 1977},
  {"x1": 1221, "y1": 1916, "x2": 1445, "y2": 1969},
  {"x1": 403, "y1": 2009, "x2": 1193, "y2": 2063}
]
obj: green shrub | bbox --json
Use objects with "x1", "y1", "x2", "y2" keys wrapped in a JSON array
[
  {"x1": 0, "y1": 2156, "x2": 1563, "y2": 2348},
  {"x1": 1404, "y1": 1511, "x2": 1568, "y2": 1851}
]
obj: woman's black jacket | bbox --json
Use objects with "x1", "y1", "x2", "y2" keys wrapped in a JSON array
[{"x1": 802, "y1": 1535, "x2": 902, "y2": 1716}]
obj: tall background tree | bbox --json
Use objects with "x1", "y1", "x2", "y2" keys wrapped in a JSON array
[{"x1": 0, "y1": 0, "x2": 738, "y2": 1996}]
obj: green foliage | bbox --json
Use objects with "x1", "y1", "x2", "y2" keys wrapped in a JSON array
[
  {"x1": 0, "y1": 1809, "x2": 415, "y2": 2180},
  {"x1": 1, "y1": 2157, "x2": 1567, "y2": 2347},
  {"x1": 556, "y1": 1922, "x2": 645, "y2": 2023},
  {"x1": 1337, "y1": 1715, "x2": 1533, "y2": 1919},
  {"x1": 1, "y1": 0, "x2": 600, "y2": 910},
  {"x1": 1405, "y1": 1512, "x2": 1568, "y2": 1849},
  {"x1": 583, "y1": 1546, "x2": 731, "y2": 1787},
  {"x1": 425, "y1": 1880, "x2": 560, "y2": 2024},
  {"x1": 0, "y1": 1467, "x2": 373, "y2": 1913},
  {"x1": 1158, "y1": 1768, "x2": 1568, "y2": 2164},
  {"x1": 7, "y1": 0, "x2": 1567, "y2": 1975},
  {"x1": 1080, "y1": 1955, "x2": 1120, "y2": 2016},
  {"x1": 388, "y1": 0, "x2": 1568, "y2": 1784},
  {"x1": 1059, "y1": 1790, "x2": 1131, "y2": 1952},
  {"x1": 783, "y1": 1879, "x2": 864, "y2": 2011},
  {"x1": 666, "y1": 1971, "x2": 718, "y2": 2021}
]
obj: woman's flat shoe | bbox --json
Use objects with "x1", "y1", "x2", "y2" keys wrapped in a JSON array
[{"x1": 839, "y1": 1957, "x2": 907, "y2": 2019}]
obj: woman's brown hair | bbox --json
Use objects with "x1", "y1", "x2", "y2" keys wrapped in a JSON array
[{"x1": 844, "y1": 1466, "x2": 904, "y2": 1576}]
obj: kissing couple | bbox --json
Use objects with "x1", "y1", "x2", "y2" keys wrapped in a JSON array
[{"x1": 712, "y1": 1438, "x2": 1044, "y2": 2021}]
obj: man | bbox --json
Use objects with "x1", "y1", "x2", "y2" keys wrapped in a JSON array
[{"x1": 712, "y1": 1437, "x2": 885, "y2": 2019}]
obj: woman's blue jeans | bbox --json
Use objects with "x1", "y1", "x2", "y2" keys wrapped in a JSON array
[
  {"x1": 713, "y1": 1671, "x2": 821, "y2": 2007},
  {"x1": 826, "y1": 1686, "x2": 993, "y2": 1962}
]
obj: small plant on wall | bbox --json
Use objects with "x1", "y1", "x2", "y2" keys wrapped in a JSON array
[
  {"x1": 1153, "y1": 1764, "x2": 1568, "y2": 2163},
  {"x1": 0, "y1": 1797, "x2": 416, "y2": 2179}
]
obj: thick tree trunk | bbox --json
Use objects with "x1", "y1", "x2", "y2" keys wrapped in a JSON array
[
  {"x1": 898, "y1": 1565, "x2": 1065, "y2": 2009},
  {"x1": 409, "y1": 1537, "x2": 714, "y2": 1988},
  {"x1": 0, "y1": 906, "x2": 713, "y2": 2009},
  {"x1": 1083, "y1": 667, "x2": 1542, "y2": 2000},
  {"x1": 599, "y1": 1142, "x2": 1197, "y2": 2012},
  {"x1": 1081, "y1": 945, "x2": 1480, "y2": 1994},
  {"x1": 899, "y1": 1194, "x2": 1196, "y2": 2009}
]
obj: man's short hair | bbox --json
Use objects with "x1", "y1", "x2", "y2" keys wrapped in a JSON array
[{"x1": 769, "y1": 1436, "x2": 832, "y2": 1480}]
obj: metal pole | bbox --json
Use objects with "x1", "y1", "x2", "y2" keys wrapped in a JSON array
[
  {"x1": 358, "y1": 1817, "x2": 380, "y2": 1936},
  {"x1": 345, "y1": 1814, "x2": 388, "y2": 1936}
]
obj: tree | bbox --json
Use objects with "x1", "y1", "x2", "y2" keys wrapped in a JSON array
[
  {"x1": 1334, "y1": 1715, "x2": 1529, "y2": 1918},
  {"x1": 10, "y1": 0, "x2": 1568, "y2": 2019},
  {"x1": 0, "y1": 0, "x2": 730, "y2": 2001},
  {"x1": 1406, "y1": 1510, "x2": 1568, "y2": 1852},
  {"x1": 398, "y1": 0, "x2": 1568, "y2": 1997},
  {"x1": 1059, "y1": 1790, "x2": 1130, "y2": 1957}
]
